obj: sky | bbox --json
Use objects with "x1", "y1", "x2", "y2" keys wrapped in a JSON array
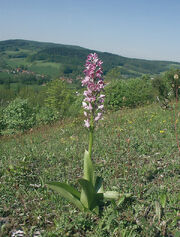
[{"x1": 0, "y1": 0, "x2": 180, "y2": 62}]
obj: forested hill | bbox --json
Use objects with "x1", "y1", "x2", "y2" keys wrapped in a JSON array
[{"x1": 0, "y1": 39, "x2": 180, "y2": 79}]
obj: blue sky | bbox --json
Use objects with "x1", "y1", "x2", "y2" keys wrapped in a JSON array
[{"x1": 0, "y1": 0, "x2": 180, "y2": 62}]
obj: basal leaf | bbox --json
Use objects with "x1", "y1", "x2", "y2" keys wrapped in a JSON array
[
  {"x1": 83, "y1": 150, "x2": 95, "y2": 187},
  {"x1": 117, "y1": 193, "x2": 132, "y2": 205},
  {"x1": 155, "y1": 201, "x2": 161, "y2": 221},
  {"x1": 103, "y1": 191, "x2": 120, "y2": 200},
  {"x1": 78, "y1": 178, "x2": 96, "y2": 210},
  {"x1": 160, "y1": 193, "x2": 167, "y2": 209},
  {"x1": 47, "y1": 182, "x2": 84, "y2": 211},
  {"x1": 117, "y1": 196, "x2": 125, "y2": 206},
  {"x1": 95, "y1": 176, "x2": 103, "y2": 193}
]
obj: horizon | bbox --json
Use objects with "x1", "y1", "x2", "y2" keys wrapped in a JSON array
[
  {"x1": 1, "y1": 0, "x2": 180, "y2": 62},
  {"x1": 1, "y1": 38, "x2": 180, "y2": 64}
]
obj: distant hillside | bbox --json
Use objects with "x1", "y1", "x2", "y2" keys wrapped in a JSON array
[{"x1": 0, "y1": 39, "x2": 180, "y2": 80}]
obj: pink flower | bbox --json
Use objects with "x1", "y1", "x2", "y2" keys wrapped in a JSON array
[
  {"x1": 82, "y1": 53, "x2": 105, "y2": 128},
  {"x1": 95, "y1": 113, "x2": 102, "y2": 121},
  {"x1": 84, "y1": 96, "x2": 96, "y2": 103},
  {"x1": 99, "y1": 94, "x2": 105, "y2": 99},
  {"x1": 98, "y1": 105, "x2": 104, "y2": 110},
  {"x1": 86, "y1": 103, "x2": 93, "y2": 110},
  {"x1": 97, "y1": 60, "x2": 103, "y2": 66},
  {"x1": 82, "y1": 102, "x2": 87, "y2": 108},
  {"x1": 84, "y1": 119, "x2": 90, "y2": 128},
  {"x1": 83, "y1": 90, "x2": 90, "y2": 97}
]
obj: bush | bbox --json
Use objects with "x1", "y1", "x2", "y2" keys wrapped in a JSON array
[
  {"x1": 45, "y1": 79, "x2": 75, "y2": 116},
  {"x1": 105, "y1": 78, "x2": 154, "y2": 110},
  {"x1": 67, "y1": 92, "x2": 84, "y2": 117},
  {"x1": 0, "y1": 108, "x2": 5, "y2": 135},
  {"x1": 36, "y1": 106, "x2": 59, "y2": 125},
  {"x1": 3, "y1": 98, "x2": 35, "y2": 131},
  {"x1": 152, "y1": 75, "x2": 172, "y2": 99}
]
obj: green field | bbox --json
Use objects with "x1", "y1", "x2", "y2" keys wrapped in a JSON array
[
  {"x1": 1, "y1": 39, "x2": 180, "y2": 82},
  {"x1": 0, "y1": 58, "x2": 62, "y2": 78},
  {"x1": 0, "y1": 103, "x2": 179, "y2": 236},
  {"x1": 29, "y1": 61, "x2": 62, "y2": 77}
]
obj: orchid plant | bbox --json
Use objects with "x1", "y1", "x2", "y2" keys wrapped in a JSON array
[{"x1": 47, "y1": 53, "x2": 127, "y2": 214}]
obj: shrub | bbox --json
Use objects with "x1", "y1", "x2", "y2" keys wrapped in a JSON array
[
  {"x1": 0, "y1": 107, "x2": 5, "y2": 135},
  {"x1": 3, "y1": 98, "x2": 35, "y2": 131},
  {"x1": 45, "y1": 79, "x2": 75, "y2": 116},
  {"x1": 36, "y1": 106, "x2": 59, "y2": 125},
  {"x1": 67, "y1": 92, "x2": 84, "y2": 117},
  {"x1": 152, "y1": 75, "x2": 172, "y2": 99},
  {"x1": 105, "y1": 78, "x2": 154, "y2": 110}
]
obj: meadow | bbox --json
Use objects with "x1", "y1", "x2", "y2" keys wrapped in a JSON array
[
  {"x1": 0, "y1": 40, "x2": 180, "y2": 236},
  {"x1": 0, "y1": 102, "x2": 179, "y2": 236}
]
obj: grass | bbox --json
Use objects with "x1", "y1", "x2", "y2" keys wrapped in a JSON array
[
  {"x1": 29, "y1": 61, "x2": 62, "y2": 77},
  {"x1": 1, "y1": 57, "x2": 61, "y2": 78},
  {"x1": 5, "y1": 58, "x2": 29, "y2": 68},
  {"x1": 0, "y1": 103, "x2": 180, "y2": 236},
  {"x1": 0, "y1": 49, "x2": 61, "y2": 78}
]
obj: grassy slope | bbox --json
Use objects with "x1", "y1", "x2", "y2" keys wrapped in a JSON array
[{"x1": 0, "y1": 103, "x2": 179, "y2": 236}]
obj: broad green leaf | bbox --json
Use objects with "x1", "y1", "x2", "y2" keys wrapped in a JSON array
[
  {"x1": 89, "y1": 193, "x2": 104, "y2": 214},
  {"x1": 78, "y1": 178, "x2": 96, "y2": 210},
  {"x1": 117, "y1": 193, "x2": 132, "y2": 205},
  {"x1": 103, "y1": 191, "x2": 120, "y2": 200},
  {"x1": 154, "y1": 201, "x2": 161, "y2": 221},
  {"x1": 83, "y1": 150, "x2": 95, "y2": 186},
  {"x1": 47, "y1": 182, "x2": 84, "y2": 211},
  {"x1": 95, "y1": 176, "x2": 103, "y2": 193},
  {"x1": 124, "y1": 193, "x2": 132, "y2": 198},
  {"x1": 91, "y1": 193, "x2": 104, "y2": 212},
  {"x1": 117, "y1": 196, "x2": 125, "y2": 206},
  {"x1": 95, "y1": 193, "x2": 104, "y2": 204},
  {"x1": 160, "y1": 193, "x2": 167, "y2": 209},
  {"x1": 47, "y1": 181, "x2": 80, "y2": 199}
]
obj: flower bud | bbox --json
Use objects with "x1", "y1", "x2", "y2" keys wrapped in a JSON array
[{"x1": 174, "y1": 74, "x2": 179, "y2": 80}]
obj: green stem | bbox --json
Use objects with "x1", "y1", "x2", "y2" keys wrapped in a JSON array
[
  {"x1": 88, "y1": 128, "x2": 94, "y2": 160},
  {"x1": 88, "y1": 115, "x2": 94, "y2": 160}
]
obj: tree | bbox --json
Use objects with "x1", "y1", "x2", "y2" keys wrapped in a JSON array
[
  {"x1": 105, "y1": 67, "x2": 122, "y2": 81},
  {"x1": 45, "y1": 79, "x2": 74, "y2": 116},
  {"x1": 152, "y1": 75, "x2": 171, "y2": 99}
]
